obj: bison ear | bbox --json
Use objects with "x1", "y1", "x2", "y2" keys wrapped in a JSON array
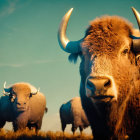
[
  {"x1": 136, "y1": 54, "x2": 140, "y2": 66},
  {"x1": 68, "y1": 53, "x2": 80, "y2": 64},
  {"x1": 29, "y1": 93, "x2": 32, "y2": 98},
  {"x1": 31, "y1": 87, "x2": 40, "y2": 95},
  {"x1": 28, "y1": 83, "x2": 40, "y2": 95},
  {"x1": 45, "y1": 107, "x2": 48, "y2": 113}
]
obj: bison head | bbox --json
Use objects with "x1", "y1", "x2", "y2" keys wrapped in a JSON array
[
  {"x1": 3, "y1": 82, "x2": 39, "y2": 112},
  {"x1": 58, "y1": 8, "x2": 140, "y2": 137}
]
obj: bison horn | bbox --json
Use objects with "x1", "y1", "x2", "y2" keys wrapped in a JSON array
[
  {"x1": 132, "y1": 7, "x2": 140, "y2": 53},
  {"x1": 132, "y1": 7, "x2": 140, "y2": 30},
  {"x1": 31, "y1": 87, "x2": 40, "y2": 95},
  {"x1": 3, "y1": 81, "x2": 10, "y2": 96},
  {"x1": 58, "y1": 8, "x2": 81, "y2": 53}
]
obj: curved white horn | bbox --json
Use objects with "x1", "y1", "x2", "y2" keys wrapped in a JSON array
[
  {"x1": 3, "y1": 81, "x2": 10, "y2": 96},
  {"x1": 131, "y1": 7, "x2": 140, "y2": 53},
  {"x1": 31, "y1": 87, "x2": 40, "y2": 95},
  {"x1": 58, "y1": 8, "x2": 81, "y2": 53},
  {"x1": 132, "y1": 7, "x2": 140, "y2": 30},
  {"x1": 4, "y1": 81, "x2": 6, "y2": 88}
]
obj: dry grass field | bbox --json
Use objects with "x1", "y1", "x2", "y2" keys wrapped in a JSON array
[{"x1": 0, "y1": 129, "x2": 93, "y2": 140}]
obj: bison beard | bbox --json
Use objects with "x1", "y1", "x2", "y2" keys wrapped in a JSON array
[
  {"x1": 80, "y1": 84, "x2": 119, "y2": 139},
  {"x1": 58, "y1": 8, "x2": 140, "y2": 140}
]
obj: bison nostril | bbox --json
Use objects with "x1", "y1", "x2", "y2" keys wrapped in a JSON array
[
  {"x1": 87, "y1": 80, "x2": 96, "y2": 92},
  {"x1": 16, "y1": 102, "x2": 26, "y2": 105},
  {"x1": 87, "y1": 80, "x2": 94, "y2": 89},
  {"x1": 87, "y1": 81, "x2": 92, "y2": 88},
  {"x1": 104, "y1": 79, "x2": 111, "y2": 89}
]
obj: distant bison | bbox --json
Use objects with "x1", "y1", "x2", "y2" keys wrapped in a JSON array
[
  {"x1": 59, "y1": 97, "x2": 89, "y2": 134},
  {"x1": 0, "y1": 82, "x2": 47, "y2": 132},
  {"x1": 58, "y1": 7, "x2": 140, "y2": 139}
]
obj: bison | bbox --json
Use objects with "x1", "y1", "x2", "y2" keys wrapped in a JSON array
[
  {"x1": 59, "y1": 97, "x2": 89, "y2": 134},
  {"x1": 0, "y1": 82, "x2": 47, "y2": 132},
  {"x1": 58, "y1": 7, "x2": 140, "y2": 140}
]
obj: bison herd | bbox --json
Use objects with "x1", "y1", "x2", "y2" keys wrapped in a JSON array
[{"x1": 0, "y1": 6, "x2": 140, "y2": 140}]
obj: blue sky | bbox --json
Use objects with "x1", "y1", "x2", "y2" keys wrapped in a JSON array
[{"x1": 0, "y1": 0, "x2": 140, "y2": 132}]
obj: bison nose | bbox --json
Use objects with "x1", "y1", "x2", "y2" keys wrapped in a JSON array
[
  {"x1": 86, "y1": 76, "x2": 111, "y2": 97},
  {"x1": 16, "y1": 102, "x2": 26, "y2": 106}
]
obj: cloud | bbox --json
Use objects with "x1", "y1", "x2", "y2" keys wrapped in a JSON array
[
  {"x1": 35, "y1": 60, "x2": 55, "y2": 64},
  {"x1": 0, "y1": 0, "x2": 33, "y2": 18},
  {"x1": 0, "y1": 63, "x2": 24, "y2": 68},
  {"x1": 0, "y1": 59, "x2": 65, "y2": 68},
  {"x1": 35, "y1": 59, "x2": 65, "y2": 64},
  {"x1": 0, "y1": 0, "x2": 18, "y2": 17}
]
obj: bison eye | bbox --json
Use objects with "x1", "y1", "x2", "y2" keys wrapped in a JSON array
[
  {"x1": 122, "y1": 48, "x2": 129, "y2": 55},
  {"x1": 29, "y1": 94, "x2": 32, "y2": 98},
  {"x1": 10, "y1": 94, "x2": 16, "y2": 102}
]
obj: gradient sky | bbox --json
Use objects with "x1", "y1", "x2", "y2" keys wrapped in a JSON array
[{"x1": 0, "y1": 0, "x2": 140, "y2": 132}]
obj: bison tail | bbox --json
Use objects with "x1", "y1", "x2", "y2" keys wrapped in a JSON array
[{"x1": 45, "y1": 107, "x2": 48, "y2": 113}]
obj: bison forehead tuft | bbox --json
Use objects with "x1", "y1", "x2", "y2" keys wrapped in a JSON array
[
  {"x1": 11, "y1": 83, "x2": 37, "y2": 95},
  {"x1": 82, "y1": 16, "x2": 133, "y2": 54},
  {"x1": 12, "y1": 83, "x2": 31, "y2": 94}
]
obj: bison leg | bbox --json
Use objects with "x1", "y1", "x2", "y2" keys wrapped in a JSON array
[
  {"x1": 62, "y1": 124, "x2": 66, "y2": 132},
  {"x1": 27, "y1": 123, "x2": 37, "y2": 132},
  {"x1": 12, "y1": 120, "x2": 28, "y2": 132},
  {"x1": 79, "y1": 126, "x2": 83, "y2": 134},
  {"x1": 36, "y1": 119, "x2": 43, "y2": 132},
  {"x1": 12, "y1": 121, "x2": 26, "y2": 131},
  {"x1": 13, "y1": 112, "x2": 28, "y2": 131},
  {"x1": 71, "y1": 124, "x2": 76, "y2": 135},
  {"x1": 61, "y1": 121, "x2": 66, "y2": 132}
]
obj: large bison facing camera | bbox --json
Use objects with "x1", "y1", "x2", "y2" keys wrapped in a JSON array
[{"x1": 58, "y1": 8, "x2": 140, "y2": 140}]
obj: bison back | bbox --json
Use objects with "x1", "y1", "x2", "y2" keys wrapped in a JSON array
[{"x1": 60, "y1": 101, "x2": 73, "y2": 124}]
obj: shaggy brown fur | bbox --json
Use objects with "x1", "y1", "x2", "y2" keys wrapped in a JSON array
[{"x1": 83, "y1": 16, "x2": 132, "y2": 54}]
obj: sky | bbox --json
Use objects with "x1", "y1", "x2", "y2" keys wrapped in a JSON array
[{"x1": 0, "y1": 0, "x2": 140, "y2": 133}]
